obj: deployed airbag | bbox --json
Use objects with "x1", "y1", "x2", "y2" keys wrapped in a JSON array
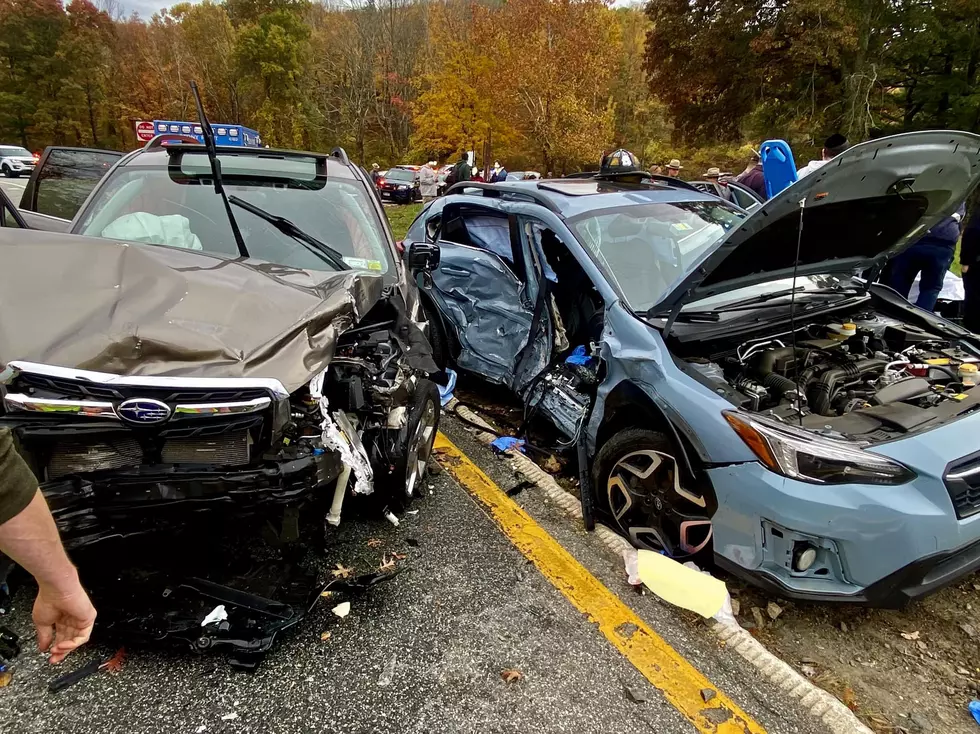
[{"x1": 101, "y1": 212, "x2": 203, "y2": 251}]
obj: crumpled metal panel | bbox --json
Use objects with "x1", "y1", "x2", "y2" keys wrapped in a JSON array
[
  {"x1": 429, "y1": 243, "x2": 531, "y2": 385},
  {"x1": 0, "y1": 229, "x2": 384, "y2": 394}
]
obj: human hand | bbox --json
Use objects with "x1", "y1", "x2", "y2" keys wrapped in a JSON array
[
  {"x1": 962, "y1": 265, "x2": 969, "y2": 273},
  {"x1": 33, "y1": 577, "x2": 96, "y2": 664}
]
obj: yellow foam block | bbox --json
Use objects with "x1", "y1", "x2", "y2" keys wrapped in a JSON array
[{"x1": 637, "y1": 550, "x2": 729, "y2": 619}]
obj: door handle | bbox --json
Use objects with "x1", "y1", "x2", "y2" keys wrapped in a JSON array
[{"x1": 442, "y1": 266, "x2": 471, "y2": 277}]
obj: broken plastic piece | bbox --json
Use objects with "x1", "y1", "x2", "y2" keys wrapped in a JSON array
[
  {"x1": 622, "y1": 548, "x2": 642, "y2": 586},
  {"x1": 438, "y1": 369, "x2": 457, "y2": 407},
  {"x1": 331, "y1": 602, "x2": 351, "y2": 619},
  {"x1": 490, "y1": 436, "x2": 526, "y2": 454},
  {"x1": 970, "y1": 700, "x2": 980, "y2": 726},
  {"x1": 201, "y1": 605, "x2": 228, "y2": 627},
  {"x1": 384, "y1": 509, "x2": 400, "y2": 527},
  {"x1": 221, "y1": 713, "x2": 239, "y2": 721},
  {"x1": 314, "y1": 383, "x2": 373, "y2": 495},
  {"x1": 636, "y1": 550, "x2": 728, "y2": 619},
  {"x1": 564, "y1": 345, "x2": 594, "y2": 366},
  {"x1": 378, "y1": 654, "x2": 397, "y2": 686}
]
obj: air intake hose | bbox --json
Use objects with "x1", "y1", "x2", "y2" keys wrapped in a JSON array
[
  {"x1": 752, "y1": 348, "x2": 808, "y2": 401},
  {"x1": 808, "y1": 359, "x2": 886, "y2": 416}
]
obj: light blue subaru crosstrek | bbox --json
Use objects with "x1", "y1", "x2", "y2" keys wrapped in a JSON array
[{"x1": 405, "y1": 130, "x2": 980, "y2": 606}]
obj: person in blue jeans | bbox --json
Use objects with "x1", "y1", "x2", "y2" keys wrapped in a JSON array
[{"x1": 883, "y1": 203, "x2": 965, "y2": 311}]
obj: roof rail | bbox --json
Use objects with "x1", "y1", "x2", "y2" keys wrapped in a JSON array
[
  {"x1": 330, "y1": 147, "x2": 351, "y2": 166},
  {"x1": 143, "y1": 134, "x2": 200, "y2": 150},
  {"x1": 444, "y1": 181, "x2": 563, "y2": 214},
  {"x1": 561, "y1": 170, "x2": 702, "y2": 193}
]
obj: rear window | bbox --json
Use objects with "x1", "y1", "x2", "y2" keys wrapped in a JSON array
[{"x1": 385, "y1": 169, "x2": 415, "y2": 182}]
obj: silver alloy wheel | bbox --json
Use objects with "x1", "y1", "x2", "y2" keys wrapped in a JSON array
[
  {"x1": 405, "y1": 397, "x2": 437, "y2": 498},
  {"x1": 606, "y1": 449, "x2": 711, "y2": 556}
]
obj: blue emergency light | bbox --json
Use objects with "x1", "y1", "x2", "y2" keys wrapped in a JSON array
[{"x1": 152, "y1": 120, "x2": 263, "y2": 147}]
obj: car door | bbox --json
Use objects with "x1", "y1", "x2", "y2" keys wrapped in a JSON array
[
  {"x1": 20, "y1": 146, "x2": 121, "y2": 225},
  {"x1": 727, "y1": 182, "x2": 762, "y2": 212},
  {"x1": 426, "y1": 203, "x2": 536, "y2": 386}
]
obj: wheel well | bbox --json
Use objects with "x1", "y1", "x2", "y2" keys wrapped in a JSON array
[{"x1": 595, "y1": 381, "x2": 707, "y2": 487}]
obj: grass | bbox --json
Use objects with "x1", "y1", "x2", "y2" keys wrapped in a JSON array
[{"x1": 385, "y1": 203, "x2": 424, "y2": 241}]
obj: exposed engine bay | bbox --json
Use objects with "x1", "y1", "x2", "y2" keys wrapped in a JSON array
[{"x1": 681, "y1": 310, "x2": 980, "y2": 441}]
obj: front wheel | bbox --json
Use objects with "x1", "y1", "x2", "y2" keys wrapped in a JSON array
[
  {"x1": 593, "y1": 428, "x2": 712, "y2": 558},
  {"x1": 378, "y1": 379, "x2": 440, "y2": 509}
]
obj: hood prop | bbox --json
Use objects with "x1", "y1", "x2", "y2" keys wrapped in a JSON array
[{"x1": 189, "y1": 80, "x2": 250, "y2": 259}]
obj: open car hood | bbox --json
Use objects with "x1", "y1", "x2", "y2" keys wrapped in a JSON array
[
  {"x1": 653, "y1": 130, "x2": 980, "y2": 315},
  {"x1": 0, "y1": 229, "x2": 383, "y2": 393}
]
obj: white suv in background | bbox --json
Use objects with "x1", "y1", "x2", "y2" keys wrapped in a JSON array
[{"x1": 0, "y1": 145, "x2": 36, "y2": 177}]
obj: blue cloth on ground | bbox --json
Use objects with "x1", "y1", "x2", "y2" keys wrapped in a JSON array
[{"x1": 491, "y1": 436, "x2": 526, "y2": 453}]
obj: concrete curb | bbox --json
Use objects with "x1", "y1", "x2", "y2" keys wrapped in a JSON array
[{"x1": 447, "y1": 399, "x2": 874, "y2": 734}]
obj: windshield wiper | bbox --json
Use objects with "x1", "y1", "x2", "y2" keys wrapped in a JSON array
[
  {"x1": 687, "y1": 286, "x2": 863, "y2": 315},
  {"x1": 228, "y1": 196, "x2": 350, "y2": 272}
]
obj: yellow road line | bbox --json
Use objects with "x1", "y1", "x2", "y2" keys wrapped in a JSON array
[{"x1": 434, "y1": 433, "x2": 766, "y2": 734}]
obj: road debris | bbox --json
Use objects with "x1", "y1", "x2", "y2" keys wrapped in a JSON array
[
  {"x1": 766, "y1": 601, "x2": 783, "y2": 621},
  {"x1": 751, "y1": 607, "x2": 766, "y2": 630},
  {"x1": 331, "y1": 564, "x2": 355, "y2": 579},
  {"x1": 201, "y1": 605, "x2": 228, "y2": 627},
  {"x1": 379, "y1": 555, "x2": 397, "y2": 572},
  {"x1": 800, "y1": 664, "x2": 817, "y2": 678},
  {"x1": 378, "y1": 655, "x2": 397, "y2": 686},
  {"x1": 840, "y1": 621, "x2": 849, "y2": 632},
  {"x1": 221, "y1": 713, "x2": 239, "y2": 721},
  {"x1": 962, "y1": 623, "x2": 977, "y2": 639},
  {"x1": 700, "y1": 688, "x2": 717, "y2": 703},
  {"x1": 632, "y1": 549, "x2": 728, "y2": 618},
  {"x1": 624, "y1": 685, "x2": 648, "y2": 704},
  {"x1": 0, "y1": 668, "x2": 11, "y2": 688},
  {"x1": 195, "y1": 726, "x2": 207, "y2": 733},
  {"x1": 500, "y1": 668, "x2": 523, "y2": 684},
  {"x1": 320, "y1": 632, "x2": 332, "y2": 641},
  {"x1": 331, "y1": 602, "x2": 351, "y2": 619},
  {"x1": 969, "y1": 699, "x2": 980, "y2": 725},
  {"x1": 48, "y1": 648, "x2": 127, "y2": 693},
  {"x1": 490, "y1": 436, "x2": 526, "y2": 454},
  {"x1": 384, "y1": 510, "x2": 401, "y2": 527},
  {"x1": 901, "y1": 630, "x2": 921, "y2": 641},
  {"x1": 367, "y1": 538, "x2": 384, "y2": 548}
]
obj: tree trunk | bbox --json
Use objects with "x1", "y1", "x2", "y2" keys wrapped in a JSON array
[{"x1": 843, "y1": 0, "x2": 876, "y2": 141}]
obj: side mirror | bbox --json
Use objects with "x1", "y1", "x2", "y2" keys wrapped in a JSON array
[{"x1": 408, "y1": 241, "x2": 440, "y2": 272}]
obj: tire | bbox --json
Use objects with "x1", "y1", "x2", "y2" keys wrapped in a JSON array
[
  {"x1": 421, "y1": 298, "x2": 448, "y2": 370},
  {"x1": 8, "y1": 170, "x2": 19, "y2": 179},
  {"x1": 592, "y1": 428, "x2": 712, "y2": 558},
  {"x1": 379, "y1": 379, "x2": 441, "y2": 509},
  {"x1": 0, "y1": 165, "x2": 9, "y2": 178}
]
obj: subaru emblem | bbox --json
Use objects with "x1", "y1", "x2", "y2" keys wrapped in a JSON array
[{"x1": 117, "y1": 398, "x2": 172, "y2": 425}]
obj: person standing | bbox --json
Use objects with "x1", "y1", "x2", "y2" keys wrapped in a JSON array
[
  {"x1": 797, "y1": 134, "x2": 850, "y2": 179},
  {"x1": 0, "y1": 429, "x2": 96, "y2": 664},
  {"x1": 491, "y1": 161, "x2": 508, "y2": 183},
  {"x1": 666, "y1": 159, "x2": 683, "y2": 178},
  {"x1": 419, "y1": 161, "x2": 438, "y2": 201},
  {"x1": 735, "y1": 150, "x2": 766, "y2": 200},
  {"x1": 370, "y1": 163, "x2": 381, "y2": 187},
  {"x1": 883, "y1": 204, "x2": 965, "y2": 312},
  {"x1": 704, "y1": 167, "x2": 733, "y2": 201},
  {"x1": 960, "y1": 205, "x2": 980, "y2": 331},
  {"x1": 448, "y1": 154, "x2": 471, "y2": 187}
]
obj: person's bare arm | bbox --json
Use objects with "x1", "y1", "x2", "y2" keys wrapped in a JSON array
[{"x1": 0, "y1": 490, "x2": 96, "y2": 663}]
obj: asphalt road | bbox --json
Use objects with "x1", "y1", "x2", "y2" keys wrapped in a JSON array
[
  {"x1": 0, "y1": 176, "x2": 28, "y2": 205},
  {"x1": 0, "y1": 415, "x2": 824, "y2": 734}
]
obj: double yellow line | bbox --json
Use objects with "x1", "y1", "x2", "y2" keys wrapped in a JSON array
[{"x1": 434, "y1": 433, "x2": 766, "y2": 734}]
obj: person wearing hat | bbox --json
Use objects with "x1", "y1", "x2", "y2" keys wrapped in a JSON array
[
  {"x1": 370, "y1": 163, "x2": 381, "y2": 187},
  {"x1": 797, "y1": 134, "x2": 850, "y2": 179},
  {"x1": 735, "y1": 150, "x2": 766, "y2": 200},
  {"x1": 666, "y1": 159, "x2": 683, "y2": 178},
  {"x1": 704, "y1": 167, "x2": 733, "y2": 201}
]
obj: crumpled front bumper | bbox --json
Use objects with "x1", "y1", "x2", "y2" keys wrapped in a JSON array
[{"x1": 43, "y1": 453, "x2": 344, "y2": 549}]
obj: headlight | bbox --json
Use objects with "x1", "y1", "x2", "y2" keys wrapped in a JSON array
[
  {"x1": 398, "y1": 185, "x2": 409, "y2": 190},
  {"x1": 723, "y1": 411, "x2": 915, "y2": 485}
]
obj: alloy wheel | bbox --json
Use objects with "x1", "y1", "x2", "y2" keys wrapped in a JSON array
[
  {"x1": 405, "y1": 397, "x2": 437, "y2": 499},
  {"x1": 605, "y1": 449, "x2": 712, "y2": 557}
]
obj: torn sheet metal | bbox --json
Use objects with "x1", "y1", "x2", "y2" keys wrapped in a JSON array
[
  {"x1": 311, "y1": 371, "x2": 373, "y2": 495},
  {"x1": 0, "y1": 229, "x2": 384, "y2": 393}
]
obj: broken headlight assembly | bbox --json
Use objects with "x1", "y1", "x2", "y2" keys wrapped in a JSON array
[{"x1": 723, "y1": 411, "x2": 916, "y2": 485}]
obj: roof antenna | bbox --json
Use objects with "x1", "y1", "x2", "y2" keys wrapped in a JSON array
[
  {"x1": 189, "y1": 80, "x2": 249, "y2": 258},
  {"x1": 790, "y1": 196, "x2": 805, "y2": 426}
]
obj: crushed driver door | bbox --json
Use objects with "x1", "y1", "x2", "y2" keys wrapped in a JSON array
[{"x1": 427, "y1": 204, "x2": 535, "y2": 386}]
